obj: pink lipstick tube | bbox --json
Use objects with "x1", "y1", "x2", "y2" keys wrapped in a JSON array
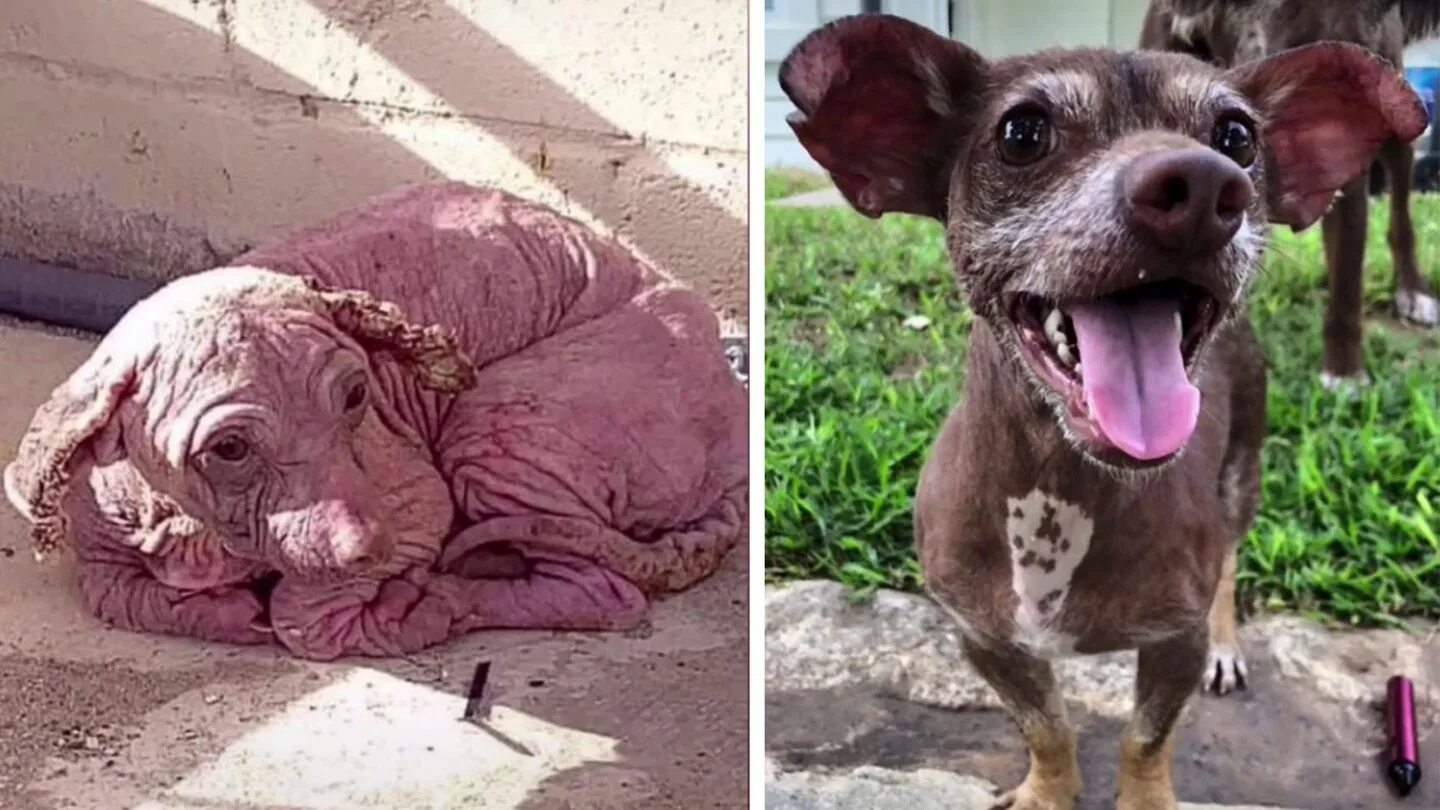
[{"x1": 1387, "y1": 675, "x2": 1422, "y2": 797}]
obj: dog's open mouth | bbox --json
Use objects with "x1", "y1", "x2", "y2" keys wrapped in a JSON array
[{"x1": 1008, "y1": 279, "x2": 1221, "y2": 463}]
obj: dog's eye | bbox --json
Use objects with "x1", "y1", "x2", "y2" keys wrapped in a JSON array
[
  {"x1": 344, "y1": 381, "x2": 368, "y2": 412},
  {"x1": 1212, "y1": 117, "x2": 1256, "y2": 168},
  {"x1": 997, "y1": 108, "x2": 1053, "y2": 166},
  {"x1": 211, "y1": 436, "x2": 251, "y2": 463}
]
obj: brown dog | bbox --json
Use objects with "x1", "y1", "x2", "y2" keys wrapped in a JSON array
[
  {"x1": 1142, "y1": 0, "x2": 1440, "y2": 385},
  {"x1": 779, "y1": 14, "x2": 1423, "y2": 809}
]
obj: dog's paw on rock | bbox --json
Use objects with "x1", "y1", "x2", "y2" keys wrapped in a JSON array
[
  {"x1": 1203, "y1": 642, "x2": 1249, "y2": 695},
  {"x1": 990, "y1": 779, "x2": 1078, "y2": 810},
  {"x1": 1115, "y1": 787, "x2": 1179, "y2": 810}
]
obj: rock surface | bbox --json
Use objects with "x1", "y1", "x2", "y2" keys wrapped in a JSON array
[
  {"x1": 766, "y1": 580, "x2": 1439, "y2": 810},
  {"x1": 765, "y1": 762, "x2": 1301, "y2": 810}
]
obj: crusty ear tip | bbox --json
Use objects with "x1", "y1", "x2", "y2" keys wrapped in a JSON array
[
  {"x1": 430, "y1": 360, "x2": 479, "y2": 393},
  {"x1": 31, "y1": 536, "x2": 62, "y2": 564},
  {"x1": 2, "y1": 464, "x2": 34, "y2": 522}
]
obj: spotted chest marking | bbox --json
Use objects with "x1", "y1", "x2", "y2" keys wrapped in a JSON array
[{"x1": 1005, "y1": 489, "x2": 1093, "y2": 653}]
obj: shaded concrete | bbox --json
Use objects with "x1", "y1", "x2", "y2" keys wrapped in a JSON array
[
  {"x1": 766, "y1": 581, "x2": 1439, "y2": 810},
  {"x1": 0, "y1": 319, "x2": 747, "y2": 810}
]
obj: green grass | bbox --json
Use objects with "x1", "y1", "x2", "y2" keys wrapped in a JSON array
[{"x1": 765, "y1": 183, "x2": 1440, "y2": 625}]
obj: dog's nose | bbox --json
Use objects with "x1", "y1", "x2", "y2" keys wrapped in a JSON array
[
  {"x1": 322, "y1": 506, "x2": 392, "y2": 572},
  {"x1": 1123, "y1": 149, "x2": 1254, "y2": 255}
]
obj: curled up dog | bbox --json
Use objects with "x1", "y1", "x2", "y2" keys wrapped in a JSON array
[{"x1": 780, "y1": 15, "x2": 1424, "y2": 810}]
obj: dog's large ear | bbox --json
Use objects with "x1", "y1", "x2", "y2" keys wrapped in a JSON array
[
  {"x1": 3, "y1": 349, "x2": 137, "y2": 561},
  {"x1": 302, "y1": 277, "x2": 478, "y2": 393},
  {"x1": 1228, "y1": 41, "x2": 1427, "y2": 230},
  {"x1": 779, "y1": 14, "x2": 988, "y2": 220}
]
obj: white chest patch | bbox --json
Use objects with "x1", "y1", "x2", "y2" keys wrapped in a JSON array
[{"x1": 1005, "y1": 489, "x2": 1093, "y2": 654}]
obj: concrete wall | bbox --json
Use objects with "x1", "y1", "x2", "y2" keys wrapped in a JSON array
[{"x1": 0, "y1": 0, "x2": 748, "y2": 321}]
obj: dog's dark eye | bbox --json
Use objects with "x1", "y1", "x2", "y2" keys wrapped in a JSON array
[
  {"x1": 997, "y1": 108, "x2": 1053, "y2": 166},
  {"x1": 212, "y1": 436, "x2": 251, "y2": 463},
  {"x1": 344, "y1": 381, "x2": 368, "y2": 412},
  {"x1": 1212, "y1": 117, "x2": 1256, "y2": 168}
]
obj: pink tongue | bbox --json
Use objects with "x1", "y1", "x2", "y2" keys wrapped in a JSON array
[{"x1": 1065, "y1": 297, "x2": 1199, "y2": 461}]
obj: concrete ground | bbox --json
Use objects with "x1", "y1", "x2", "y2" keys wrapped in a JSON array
[
  {"x1": 766, "y1": 581, "x2": 1439, "y2": 810},
  {"x1": 0, "y1": 319, "x2": 748, "y2": 810}
]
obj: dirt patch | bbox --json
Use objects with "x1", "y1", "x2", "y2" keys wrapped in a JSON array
[
  {"x1": 0, "y1": 653, "x2": 287, "y2": 809},
  {"x1": 0, "y1": 654, "x2": 205, "y2": 805},
  {"x1": 514, "y1": 644, "x2": 748, "y2": 809}
]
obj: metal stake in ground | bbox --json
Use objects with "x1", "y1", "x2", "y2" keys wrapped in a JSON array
[{"x1": 459, "y1": 660, "x2": 534, "y2": 757}]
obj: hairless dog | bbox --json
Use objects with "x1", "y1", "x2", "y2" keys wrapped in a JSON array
[
  {"x1": 1142, "y1": 0, "x2": 1440, "y2": 386},
  {"x1": 781, "y1": 15, "x2": 1423, "y2": 809},
  {"x1": 4, "y1": 184, "x2": 747, "y2": 661}
]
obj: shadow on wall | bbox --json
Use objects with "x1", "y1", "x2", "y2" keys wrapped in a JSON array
[
  {"x1": 327, "y1": 1, "x2": 747, "y2": 314},
  {"x1": 302, "y1": 0, "x2": 747, "y2": 316},
  {"x1": 0, "y1": 0, "x2": 745, "y2": 318}
]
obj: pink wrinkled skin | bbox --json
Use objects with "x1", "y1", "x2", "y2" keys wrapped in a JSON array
[{"x1": 9, "y1": 184, "x2": 747, "y2": 660}]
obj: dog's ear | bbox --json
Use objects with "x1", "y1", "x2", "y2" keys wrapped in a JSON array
[
  {"x1": 1228, "y1": 41, "x2": 1427, "y2": 230},
  {"x1": 3, "y1": 348, "x2": 138, "y2": 561},
  {"x1": 779, "y1": 14, "x2": 987, "y2": 220},
  {"x1": 302, "y1": 277, "x2": 477, "y2": 393}
]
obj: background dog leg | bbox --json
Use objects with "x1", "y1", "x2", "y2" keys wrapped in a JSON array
[
  {"x1": 963, "y1": 638, "x2": 1081, "y2": 810},
  {"x1": 1380, "y1": 137, "x2": 1439, "y2": 326},
  {"x1": 1117, "y1": 628, "x2": 1208, "y2": 810},
  {"x1": 1320, "y1": 174, "x2": 1371, "y2": 387}
]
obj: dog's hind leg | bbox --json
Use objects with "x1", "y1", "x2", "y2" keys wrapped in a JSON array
[
  {"x1": 1320, "y1": 174, "x2": 1372, "y2": 386},
  {"x1": 1380, "y1": 136, "x2": 1440, "y2": 326},
  {"x1": 1117, "y1": 627, "x2": 1209, "y2": 810},
  {"x1": 963, "y1": 638, "x2": 1081, "y2": 810}
]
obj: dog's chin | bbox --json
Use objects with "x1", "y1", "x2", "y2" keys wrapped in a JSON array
[{"x1": 1000, "y1": 277, "x2": 1223, "y2": 473}]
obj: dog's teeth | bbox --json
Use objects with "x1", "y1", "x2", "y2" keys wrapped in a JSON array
[
  {"x1": 1174, "y1": 311, "x2": 1182, "y2": 333},
  {"x1": 1057, "y1": 343, "x2": 1074, "y2": 365},
  {"x1": 1074, "y1": 362, "x2": 1083, "y2": 377},
  {"x1": 1044, "y1": 308, "x2": 1063, "y2": 337}
]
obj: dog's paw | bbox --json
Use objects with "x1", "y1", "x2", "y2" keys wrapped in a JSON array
[
  {"x1": 1396, "y1": 289, "x2": 1440, "y2": 327},
  {"x1": 1319, "y1": 370, "x2": 1370, "y2": 392},
  {"x1": 1116, "y1": 788, "x2": 1178, "y2": 810},
  {"x1": 1202, "y1": 642, "x2": 1249, "y2": 696},
  {"x1": 991, "y1": 777, "x2": 1079, "y2": 810}
]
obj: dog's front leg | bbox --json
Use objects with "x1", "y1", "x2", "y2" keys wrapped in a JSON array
[
  {"x1": 963, "y1": 637, "x2": 1081, "y2": 810},
  {"x1": 1116, "y1": 627, "x2": 1209, "y2": 810},
  {"x1": 1204, "y1": 545, "x2": 1247, "y2": 694}
]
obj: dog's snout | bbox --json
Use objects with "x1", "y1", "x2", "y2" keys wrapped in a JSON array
[
  {"x1": 1123, "y1": 150, "x2": 1254, "y2": 255},
  {"x1": 318, "y1": 502, "x2": 392, "y2": 573}
]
